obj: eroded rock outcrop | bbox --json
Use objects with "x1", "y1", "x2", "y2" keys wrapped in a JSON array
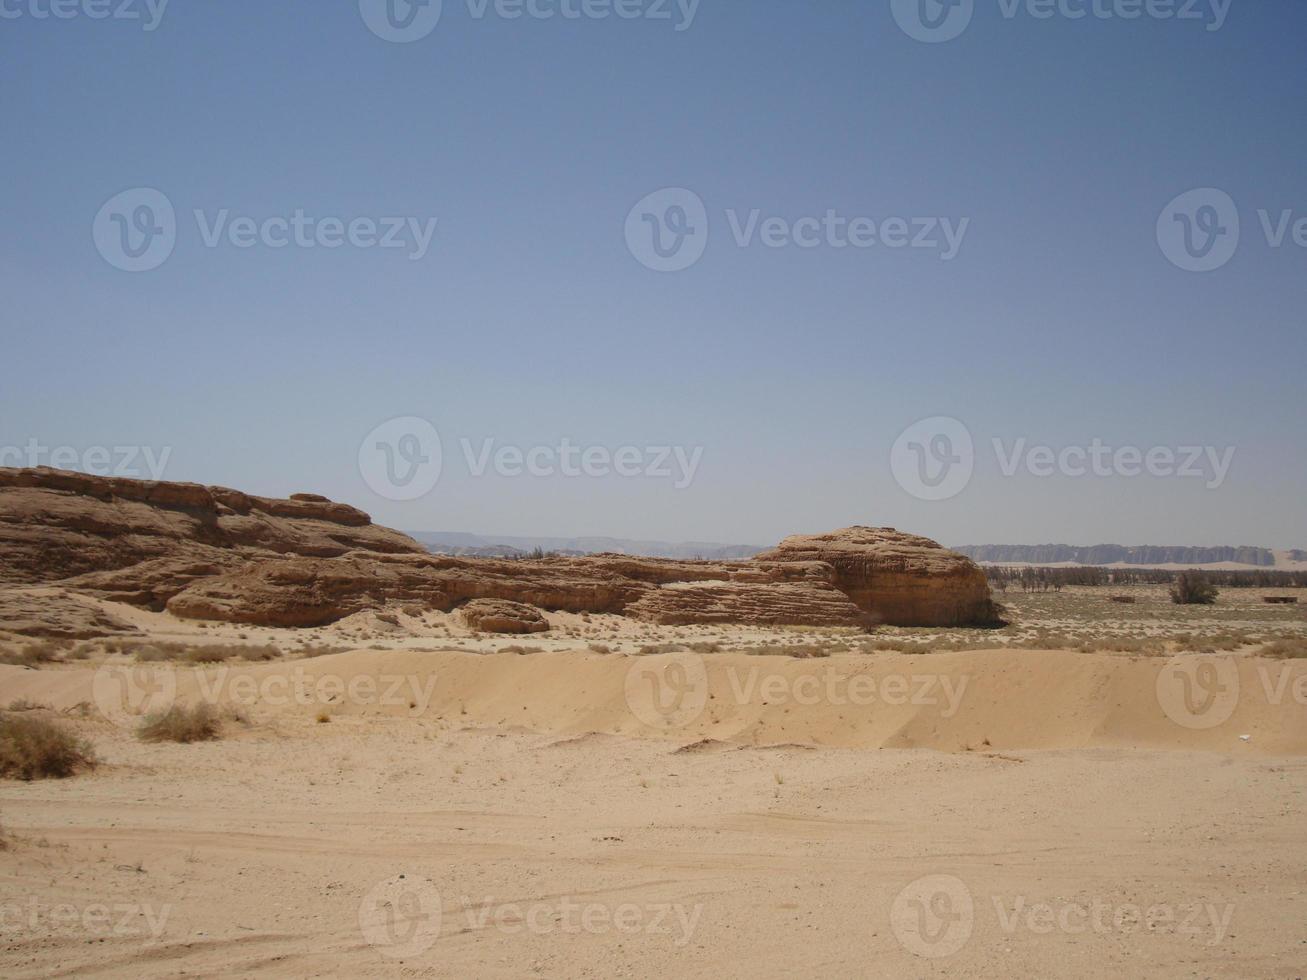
[
  {"x1": 755, "y1": 526, "x2": 998, "y2": 626},
  {"x1": 457, "y1": 599, "x2": 550, "y2": 634},
  {"x1": 0, "y1": 469, "x2": 996, "y2": 632},
  {"x1": 0, "y1": 466, "x2": 424, "y2": 592}
]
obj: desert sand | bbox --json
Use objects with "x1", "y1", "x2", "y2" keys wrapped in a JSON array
[{"x1": 3, "y1": 595, "x2": 1307, "y2": 977}]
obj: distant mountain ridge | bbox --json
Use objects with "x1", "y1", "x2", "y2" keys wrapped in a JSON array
[
  {"x1": 408, "y1": 531, "x2": 765, "y2": 561},
  {"x1": 954, "y1": 544, "x2": 1299, "y2": 568}
]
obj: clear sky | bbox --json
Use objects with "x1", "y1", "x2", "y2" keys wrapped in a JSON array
[{"x1": 4, "y1": 0, "x2": 1304, "y2": 548}]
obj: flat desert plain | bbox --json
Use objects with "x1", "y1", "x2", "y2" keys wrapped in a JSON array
[{"x1": 2, "y1": 586, "x2": 1306, "y2": 978}]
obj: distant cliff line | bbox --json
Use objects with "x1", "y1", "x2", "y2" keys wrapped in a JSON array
[{"x1": 955, "y1": 544, "x2": 1307, "y2": 567}]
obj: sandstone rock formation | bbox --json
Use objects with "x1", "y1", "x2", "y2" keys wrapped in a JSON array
[
  {"x1": 456, "y1": 599, "x2": 550, "y2": 634},
  {"x1": 0, "y1": 469, "x2": 996, "y2": 634},
  {"x1": 625, "y1": 580, "x2": 866, "y2": 627},
  {"x1": 0, "y1": 467, "x2": 423, "y2": 591},
  {"x1": 756, "y1": 526, "x2": 998, "y2": 627}
]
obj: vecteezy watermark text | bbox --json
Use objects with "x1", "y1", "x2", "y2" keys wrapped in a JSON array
[
  {"x1": 91, "y1": 663, "x2": 440, "y2": 729},
  {"x1": 0, "y1": 0, "x2": 170, "y2": 30},
  {"x1": 623, "y1": 651, "x2": 970, "y2": 730},
  {"x1": 891, "y1": 0, "x2": 1229, "y2": 44},
  {"x1": 891, "y1": 874, "x2": 1235, "y2": 959},
  {"x1": 1156, "y1": 655, "x2": 1307, "y2": 731},
  {"x1": 357, "y1": 874, "x2": 702, "y2": 960},
  {"x1": 0, "y1": 440, "x2": 171, "y2": 480},
  {"x1": 0, "y1": 897, "x2": 172, "y2": 940},
  {"x1": 358, "y1": 416, "x2": 704, "y2": 500},
  {"x1": 93, "y1": 188, "x2": 438, "y2": 272},
  {"x1": 890, "y1": 416, "x2": 1236, "y2": 501},
  {"x1": 624, "y1": 188, "x2": 969, "y2": 272},
  {"x1": 1157, "y1": 187, "x2": 1307, "y2": 272},
  {"x1": 358, "y1": 0, "x2": 700, "y2": 43}
]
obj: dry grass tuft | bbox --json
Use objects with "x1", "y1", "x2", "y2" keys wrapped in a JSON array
[
  {"x1": 0, "y1": 640, "x2": 68, "y2": 667},
  {"x1": 1259, "y1": 638, "x2": 1307, "y2": 659},
  {"x1": 138, "y1": 704, "x2": 221, "y2": 743},
  {"x1": 0, "y1": 713, "x2": 97, "y2": 780}
]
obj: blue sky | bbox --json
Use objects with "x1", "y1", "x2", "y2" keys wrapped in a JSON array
[{"x1": 3, "y1": 0, "x2": 1304, "y2": 548}]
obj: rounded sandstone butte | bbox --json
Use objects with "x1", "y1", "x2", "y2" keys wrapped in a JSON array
[
  {"x1": 754, "y1": 526, "x2": 998, "y2": 627},
  {"x1": 456, "y1": 598, "x2": 551, "y2": 635}
]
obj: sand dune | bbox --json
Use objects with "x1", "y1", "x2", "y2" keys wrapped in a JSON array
[{"x1": 6, "y1": 647, "x2": 1304, "y2": 755}]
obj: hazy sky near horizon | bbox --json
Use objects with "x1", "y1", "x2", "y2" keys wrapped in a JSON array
[{"x1": 3, "y1": 0, "x2": 1304, "y2": 549}]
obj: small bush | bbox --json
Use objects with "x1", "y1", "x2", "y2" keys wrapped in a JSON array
[
  {"x1": 752, "y1": 643, "x2": 836, "y2": 659},
  {"x1": 1259, "y1": 638, "x2": 1307, "y2": 659},
  {"x1": 587, "y1": 642, "x2": 613, "y2": 654},
  {"x1": 637, "y1": 643, "x2": 686, "y2": 655},
  {"x1": 239, "y1": 645, "x2": 281, "y2": 661},
  {"x1": 138, "y1": 704, "x2": 221, "y2": 743},
  {"x1": 298, "y1": 645, "x2": 350, "y2": 659},
  {"x1": 0, "y1": 714, "x2": 97, "y2": 780},
  {"x1": 0, "y1": 641, "x2": 66, "y2": 667},
  {"x1": 6, "y1": 699, "x2": 51, "y2": 712},
  {"x1": 500, "y1": 645, "x2": 543, "y2": 655},
  {"x1": 179, "y1": 647, "x2": 236, "y2": 664},
  {"x1": 1171, "y1": 572, "x2": 1218, "y2": 605}
]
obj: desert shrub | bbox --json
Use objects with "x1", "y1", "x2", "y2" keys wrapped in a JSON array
[
  {"x1": 237, "y1": 645, "x2": 280, "y2": 661},
  {"x1": 637, "y1": 643, "x2": 686, "y2": 655},
  {"x1": 500, "y1": 645, "x2": 543, "y2": 655},
  {"x1": 1076, "y1": 637, "x2": 1166, "y2": 656},
  {"x1": 1258, "y1": 638, "x2": 1307, "y2": 659},
  {"x1": 6, "y1": 699, "x2": 51, "y2": 712},
  {"x1": 587, "y1": 642, "x2": 613, "y2": 654},
  {"x1": 133, "y1": 643, "x2": 279, "y2": 664},
  {"x1": 1171, "y1": 572, "x2": 1218, "y2": 605},
  {"x1": 179, "y1": 647, "x2": 236, "y2": 664},
  {"x1": 138, "y1": 704, "x2": 221, "y2": 743},
  {"x1": 752, "y1": 643, "x2": 835, "y2": 659},
  {"x1": 0, "y1": 641, "x2": 67, "y2": 667},
  {"x1": 0, "y1": 714, "x2": 97, "y2": 780},
  {"x1": 297, "y1": 645, "x2": 351, "y2": 659},
  {"x1": 687, "y1": 641, "x2": 722, "y2": 653}
]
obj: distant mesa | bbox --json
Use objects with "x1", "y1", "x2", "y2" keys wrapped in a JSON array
[
  {"x1": 411, "y1": 531, "x2": 764, "y2": 561},
  {"x1": 0, "y1": 468, "x2": 998, "y2": 635},
  {"x1": 955, "y1": 543, "x2": 1304, "y2": 570}
]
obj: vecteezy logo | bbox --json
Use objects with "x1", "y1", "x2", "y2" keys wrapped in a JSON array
[
  {"x1": 91, "y1": 664, "x2": 178, "y2": 730},
  {"x1": 623, "y1": 651, "x2": 709, "y2": 729},
  {"x1": 891, "y1": 874, "x2": 974, "y2": 958},
  {"x1": 890, "y1": 0, "x2": 974, "y2": 43},
  {"x1": 358, "y1": 874, "x2": 442, "y2": 959},
  {"x1": 624, "y1": 188, "x2": 709, "y2": 272},
  {"x1": 1156, "y1": 188, "x2": 1240, "y2": 272},
  {"x1": 890, "y1": 416, "x2": 974, "y2": 501},
  {"x1": 1156, "y1": 656, "x2": 1240, "y2": 730},
  {"x1": 92, "y1": 188, "x2": 176, "y2": 272},
  {"x1": 358, "y1": 417, "x2": 442, "y2": 501},
  {"x1": 359, "y1": 0, "x2": 443, "y2": 42}
]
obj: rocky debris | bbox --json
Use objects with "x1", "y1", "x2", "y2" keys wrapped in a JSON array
[
  {"x1": 755, "y1": 526, "x2": 998, "y2": 627},
  {"x1": 0, "y1": 588, "x2": 139, "y2": 639},
  {"x1": 456, "y1": 599, "x2": 550, "y2": 634},
  {"x1": 0, "y1": 470, "x2": 997, "y2": 630}
]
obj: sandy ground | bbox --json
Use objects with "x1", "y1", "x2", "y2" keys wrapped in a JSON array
[{"x1": 3, "y1": 593, "x2": 1307, "y2": 977}]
